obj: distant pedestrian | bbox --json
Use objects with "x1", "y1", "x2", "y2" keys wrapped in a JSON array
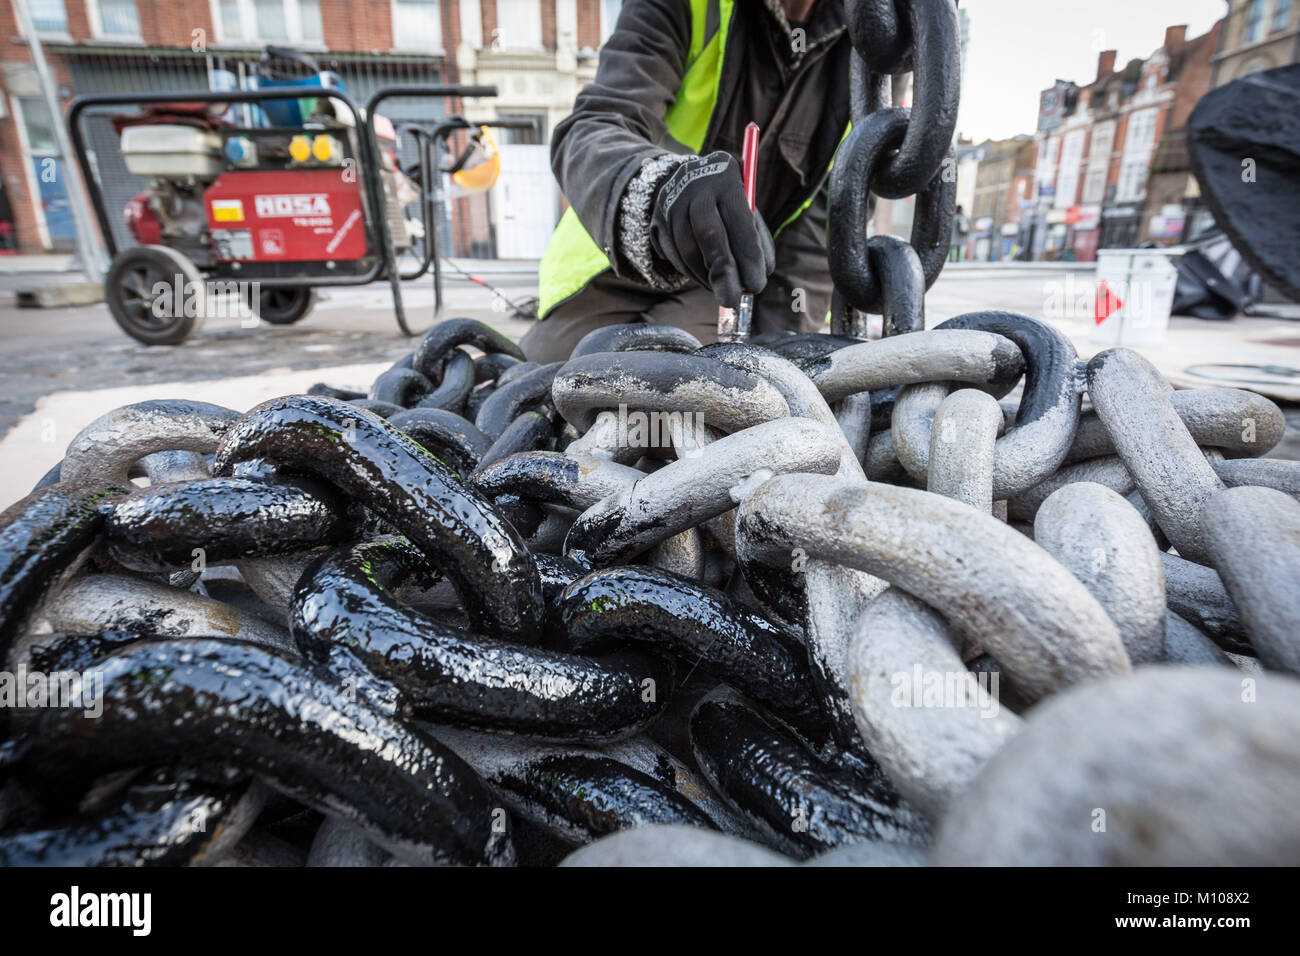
[{"x1": 950, "y1": 205, "x2": 969, "y2": 262}]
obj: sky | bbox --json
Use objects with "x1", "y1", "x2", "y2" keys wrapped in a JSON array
[{"x1": 956, "y1": 0, "x2": 1229, "y2": 142}]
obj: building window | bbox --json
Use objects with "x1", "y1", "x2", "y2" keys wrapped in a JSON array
[
  {"x1": 29, "y1": 0, "x2": 68, "y2": 34},
  {"x1": 219, "y1": 0, "x2": 243, "y2": 38},
  {"x1": 1122, "y1": 108, "x2": 1157, "y2": 157},
  {"x1": 1089, "y1": 121, "x2": 1115, "y2": 163},
  {"x1": 17, "y1": 97, "x2": 57, "y2": 153},
  {"x1": 1082, "y1": 120, "x2": 1115, "y2": 205},
  {"x1": 1273, "y1": 0, "x2": 1293, "y2": 31},
  {"x1": 1243, "y1": 0, "x2": 1265, "y2": 43},
  {"x1": 1116, "y1": 159, "x2": 1148, "y2": 202},
  {"x1": 497, "y1": 111, "x2": 545, "y2": 144},
  {"x1": 601, "y1": 0, "x2": 623, "y2": 43},
  {"x1": 1054, "y1": 128, "x2": 1085, "y2": 209},
  {"x1": 393, "y1": 0, "x2": 442, "y2": 51},
  {"x1": 89, "y1": 0, "x2": 142, "y2": 37},
  {"x1": 254, "y1": 0, "x2": 289, "y2": 39},
  {"x1": 300, "y1": 1, "x2": 324, "y2": 44},
  {"x1": 1082, "y1": 168, "x2": 1107, "y2": 205},
  {"x1": 494, "y1": 0, "x2": 543, "y2": 49},
  {"x1": 215, "y1": 0, "x2": 324, "y2": 45},
  {"x1": 1115, "y1": 109, "x2": 1156, "y2": 203},
  {"x1": 1036, "y1": 135, "x2": 1059, "y2": 190}
]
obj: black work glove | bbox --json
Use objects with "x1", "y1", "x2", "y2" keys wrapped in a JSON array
[{"x1": 649, "y1": 151, "x2": 776, "y2": 309}]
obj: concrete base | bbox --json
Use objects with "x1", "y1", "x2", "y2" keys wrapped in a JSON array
[
  {"x1": 16, "y1": 281, "x2": 104, "y2": 308},
  {"x1": 0, "y1": 253, "x2": 78, "y2": 274}
]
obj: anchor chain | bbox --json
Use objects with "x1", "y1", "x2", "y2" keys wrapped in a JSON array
[{"x1": 3, "y1": 0, "x2": 1299, "y2": 866}]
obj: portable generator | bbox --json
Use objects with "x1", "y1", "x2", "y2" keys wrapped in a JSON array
[{"x1": 103, "y1": 49, "x2": 415, "y2": 345}]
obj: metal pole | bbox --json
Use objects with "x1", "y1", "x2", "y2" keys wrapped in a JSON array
[
  {"x1": 426, "y1": 131, "x2": 445, "y2": 322},
  {"x1": 12, "y1": 0, "x2": 106, "y2": 279}
]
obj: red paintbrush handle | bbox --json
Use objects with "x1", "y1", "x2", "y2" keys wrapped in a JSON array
[{"x1": 741, "y1": 122, "x2": 759, "y2": 213}]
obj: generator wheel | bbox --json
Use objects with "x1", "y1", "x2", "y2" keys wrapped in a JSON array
[
  {"x1": 105, "y1": 246, "x2": 207, "y2": 346},
  {"x1": 255, "y1": 286, "x2": 316, "y2": 325}
]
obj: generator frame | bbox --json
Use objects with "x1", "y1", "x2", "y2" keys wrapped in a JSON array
[{"x1": 68, "y1": 83, "x2": 497, "y2": 339}]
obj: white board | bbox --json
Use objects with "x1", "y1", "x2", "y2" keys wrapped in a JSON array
[{"x1": 494, "y1": 144, "x2": 558, "y2": 260}]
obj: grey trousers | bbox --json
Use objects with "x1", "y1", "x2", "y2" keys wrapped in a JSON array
[{"x1": 520, "y1": 270, "x2": 824, "y2": 363}]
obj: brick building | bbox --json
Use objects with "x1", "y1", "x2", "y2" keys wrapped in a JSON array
[
  {"x1": 1027, "y1": 19, "x2": 1222, "y2": 262},
  {"x1": 1142, "y1": 22, "x2": 1224, "y2": 246},
  {"x1": 0, "y1": 0, "x2": 621, "y2": 255},
  {"x1": 967, "y1": 134, "x2": 1033, "y2": 261},
  {"x1": 1214, "y1": 0, "x2": 1300, "y2": 85}
]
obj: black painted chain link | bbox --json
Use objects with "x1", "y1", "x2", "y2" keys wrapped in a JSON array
[{"x1": 830, "y1": 0, "x2": 961, "y2": 328}]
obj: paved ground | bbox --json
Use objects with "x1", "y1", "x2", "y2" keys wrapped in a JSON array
[
  {"x1": 0, "y1": 269, "x2": 537, "y2": 437},
  {"x1": 2, "y1": 261, "x2": 1299, "y2": 505}
]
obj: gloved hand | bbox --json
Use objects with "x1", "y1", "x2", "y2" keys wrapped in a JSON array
[{"x1": 649, "y1": 151, "x2": 776, "y2": 309}]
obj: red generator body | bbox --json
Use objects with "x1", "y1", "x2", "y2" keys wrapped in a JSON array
[{"x1": 203, "y1": 168, "x2": 368, "y2": 263}]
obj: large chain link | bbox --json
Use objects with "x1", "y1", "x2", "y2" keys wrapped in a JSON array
[
  {"x1": 5, "y1": 306, "x2": 1297, "y2": 865},
  {"x1": 831, "y1": 0, "x2": 960, "y2": 328}
]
